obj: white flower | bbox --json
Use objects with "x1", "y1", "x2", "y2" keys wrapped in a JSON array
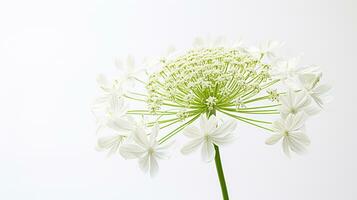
[
  {"x1": 120, "y1": 124, "x2": 171, "y2": 177},
  {"x1": 92, "y1": 93, "x2": 131, "y2": 133},
  {"x1": 279, "y1": 89, "x2": 320, "y2": 118},
  {"x1": 298, "y1": 73, "x2": 331, "y2": 108},
  {"x1": 93, "y1": 74, "x2": 123, "y2": 108},
  {"x1": 249, "y1": 40, "x2": 284, "y2": 59},
  {"x1": 265, "y1": 112, "x2": 310, "y2": 156},
  {"x1": 95, "y1": 98, "x2": 138, "y2": 155},
  {"x1": 271, "y1": 58, "x2": 300, "y2": 84},
  {"x1": 115, "y1": 55, "x2": 143, "y2": 88},
  {"x1": 181, "y1": 115, "x2": 237, "y2": 162}
]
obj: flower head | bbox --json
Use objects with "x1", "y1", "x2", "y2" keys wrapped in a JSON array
[{"x1": 93, "y1": 37, "x2": 332, "y2": 176}]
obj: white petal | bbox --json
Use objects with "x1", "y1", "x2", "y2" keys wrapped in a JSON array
[
  {"x1": 211, "y1": 119, "x2": 237, "y2": 137},
  {"x1": 181, "y1": 138, "x2": 204, "y2": 155},
  {"x1": 299, "y1": 73, "x2": 316, "y2": 90},
  {"x1": 287, "y1": 137, "x2": 307, "y2": 154},
  {"x1": 288, "y1": 112, "x2": 307, "y2": 131},
  {"x1": 149, "y1": 155, "x2": 159, "y2": 177},
  {"x1": 133, "y1": 126, "x2": 149, "y2": 147},
  {"x1": 311, "y1": 95, "x2": 324, "y2": 108},
  {"x1": 295, "y1": 91, "x2": 311, "y2": 109},
  {"x1": 304, "y1": 105, "x2": 321, "y2": 116},
  {"x1": 200, "y1": 114, "x2": 217, "y2": 133},
  {"x1": 150, "y1": 124, "x2": 159, "y2": 145},
  {"x1": 313, "y1": 84, "x2": 331, "y2": 95},
  {"x1": 282, "y1": 137, "x2": 291, "y2": 157},
  {"x1": 154, "y1": 150, "x2": 170, "y2": 160},
  {"x1": 272, "y1": 120, "x2": 285, "y2": 132},
  {"x1": 119, "y1": 144, "x2": 145, "y2": 159},
  {"x1": 106, "y1": 118, "x2": 134, "y2": 133},
  {"x1": 183, "y1": 126, "x2": 201, "y2": 138},
  {"x1": 201, "y1": 141, "x2": 215, "y2": 162},
  {"x1": 212, "y1": 132, "x2": 237, "y2": 146},
  {"x1": 290, "y1": 131, "x2": 311, "y2": 146},
  {"x1": 97, "y1": 135, "x2": 124, "y2": 155},
  {"x1": 138, "y1": 153, "x2": 149, "y2": 173},
  {"x1": 265, "y1": 134, "x2": 283, "y2": 145}
]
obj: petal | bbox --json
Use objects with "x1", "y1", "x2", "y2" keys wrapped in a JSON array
[
  {"x1": 265, "y1": 134, "x2": 283, "y2": 145},
  {"x1": 282, "y1": 137, "x2": 291, "y2": 157},
  {"x1": 150, "y1": 124, "x2": 159, "y2": 145},
  {"x1": 181, "y1": 138, "x2": 204, "y2": 155},
  {"x1": 304, "y1": 105, "x2": 321, "y2": 116},
  {"x1": 287, "y1": 137, "x2": 308, "y2": 154},
  {"x1": 311, "y1": 94, "x2": 324, "y2": 108},
  {"x1": 200, "y1": 115, "x2": 217, "y2": 133},
  {"x1": 211, "y1": 119, "x2": 237, "y2": 137},
  {"x1": 133, "y1": 125, "x2": 149, "y2": 147},
  {"x1": 272, "y1": 119, "x2": 285, "y2": 132},
  {"x1": 288, "y1": 112, "x2": 307, "y2": 131},
  {"x1": 106, "y1": 118, "x2": 134, "y2": 134},
  {"x1": 206, "y1": 115, "x2": 218, "y2": 133},
  {"x1": 97, "y1": 134, "x2": 124, "y2": 155},
  {"x1": 295, "y1": 91, "x2": 311, "y2": 109},
  {"x1": 138, "y1": 153, "x2": 149, "y2": 173},
  {"x1": 183, "y1": 125, "x2": 201, "y2": 138},
  {"x1": 212, "y1": 132, "x2": 237, "y2": 146},
  {"x1": 299, "y1": 73, "x2": 316, "y2": 90},
  {"x1": 290, "y1": 131, "x2": 311, "y2": 146},
  {"x1": 313, "y1": 84, "x2": 331, "y2": 95},
  {"x1": 119, "y1": 144, "x2": 145, "y2": 159},
  {"x1": 201, "y1": 141, "x2": 215, "y2": 162},
  {"x1": 149, "y1": 155, "x2": 159, "y2": 177},
  {"x1": 154, "y1": 150, "x2": 170, "y2": 160}
]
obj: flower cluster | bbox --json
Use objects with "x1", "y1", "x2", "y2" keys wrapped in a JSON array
[{"x1": 92, "y1": 37, "x2": 331, "y2": 176}]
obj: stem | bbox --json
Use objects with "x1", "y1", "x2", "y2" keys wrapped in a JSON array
[{"x1": 214, "y1": 145, "x2": 229, "y2": 200}]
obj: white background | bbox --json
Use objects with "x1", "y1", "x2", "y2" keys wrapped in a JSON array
[{"x1": 0, "y1": 0, "x2": 356, "y2": 199}]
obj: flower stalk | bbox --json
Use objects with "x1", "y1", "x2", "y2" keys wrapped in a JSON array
[{"x1": 214, "y1": 144, "x2": 230, "y2": 200}]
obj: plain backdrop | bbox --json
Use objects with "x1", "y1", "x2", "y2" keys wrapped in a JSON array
[{"x1": 0, "y1": 0, "x2": 356, "y2": 199}]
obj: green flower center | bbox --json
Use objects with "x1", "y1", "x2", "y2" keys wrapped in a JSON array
[{"x1": 146, "y1": 47, "x2": 272, "y2": 118}]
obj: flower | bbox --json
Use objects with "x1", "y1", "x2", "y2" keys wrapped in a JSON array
[
  {"x1": 95, "y1": 98, "x2": 138, "y2": 155},
  {"x1": 115, "y1": 55, "x2": 143, "y2": 88},
  {"x1": 120, "y1": 124, "x2": 172, "y2": 177},
  {"x1": 92, "y1": 87, "x2": 132, "y2": 132},
  {"x1": 249, "y1": 40, "x2": 284, "y2": 59},
  {"x1": 93, "y1": 37, "x2": 332, "y2": 175},
  {"x1": 298, "y1": 73, "x2": 331, "y2": 108},
  {"x1": 93, "y1": 74, "x2": 123, "y2": 109},
  {"x1": 279, "y1": 89, "x2": 319, "y2": 118},
  {"x1": 271, "y1": 57, "x2": 300, "y2": 85},
  {"x1": 265, "y1": 112, "x2": 310, "y2": 156},
  {"x1": 181, "y1": 115, "x2": 237, "y2": 162}
]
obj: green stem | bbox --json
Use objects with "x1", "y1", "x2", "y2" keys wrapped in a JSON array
[{"x1": 214, "y1": 145, "x2": 229, "y2": 200}]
